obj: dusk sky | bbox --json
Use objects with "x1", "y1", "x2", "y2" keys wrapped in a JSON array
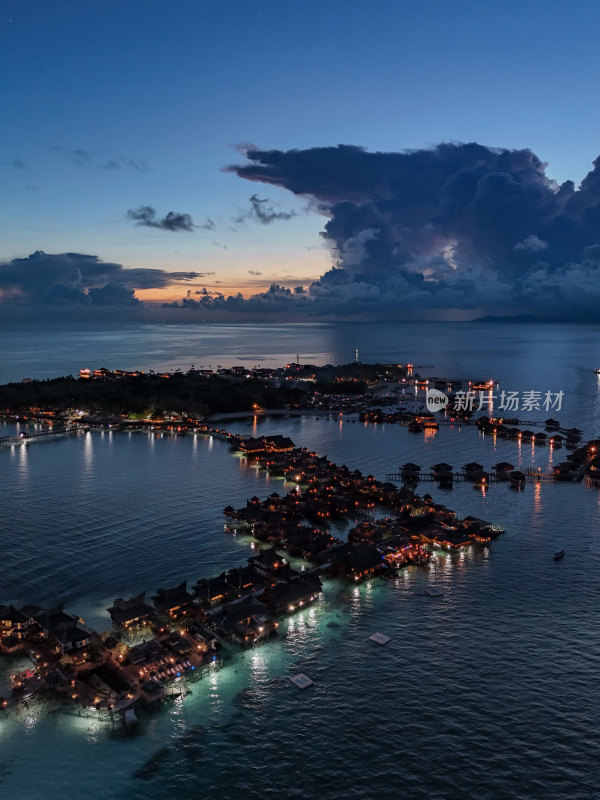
[{"x1": 3, "y1": 0, "x2": 600, "y2": 319}]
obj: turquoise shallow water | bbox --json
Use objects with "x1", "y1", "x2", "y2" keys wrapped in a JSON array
[{"x1": 2, "y1": 321, "x2": 600, "y2": 799}]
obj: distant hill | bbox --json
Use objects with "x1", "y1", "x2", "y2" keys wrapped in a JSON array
[{"x1": 473, "y1": 314, "x2": 541, "y2": 323}]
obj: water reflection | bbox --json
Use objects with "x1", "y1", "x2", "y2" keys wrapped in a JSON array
[
  {"x1": 83, "y1": 431, "x2": 94, "y2": 472},
  {"x1": 249, "y1": 651, "x2": 268, "y2": 682},
  {"x1": 350, "y1": 585, "x2": 362, "y2": 617},
  {"x1": 534, "y1": 481, "x2": 542, "y2": 512},
  {"x1": 18, "y1": 440, "x2": 29, "y2": 477}
]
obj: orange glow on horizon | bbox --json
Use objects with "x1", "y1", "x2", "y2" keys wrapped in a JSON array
[{"x1": 135, "y1": 274, "x2": 319, "y2": 304}]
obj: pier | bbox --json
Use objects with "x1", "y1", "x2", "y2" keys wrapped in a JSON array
[{"x1": 0, "y1": 426, "x2": 79, "y2": 448}]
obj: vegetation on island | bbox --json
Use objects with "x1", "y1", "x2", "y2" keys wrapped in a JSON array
[
  {"x1": 0, "y1": 374, "x2": 303, "y2": 418},
  {"x1": 0, "y1": 363, "x2": 409, "y2": 419}
]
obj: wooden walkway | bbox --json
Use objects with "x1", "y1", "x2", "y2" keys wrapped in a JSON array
[{"x1": 0, "y1": 427, "x2": 79, "y2": 448}]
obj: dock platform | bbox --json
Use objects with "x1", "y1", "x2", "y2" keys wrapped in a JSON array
[{"x1": 290, "y1": 673, "x2": 314, "y2": 689}]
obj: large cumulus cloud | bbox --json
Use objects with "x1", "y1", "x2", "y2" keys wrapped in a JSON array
[
  {"x1": 0, "y1": 251, "x2": 204, "y2": 306},
  {"x1": 218, "y1": 142, "x2": 600, "y2": 319}
]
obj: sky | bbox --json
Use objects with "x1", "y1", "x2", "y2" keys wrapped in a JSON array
[{"x1": 2, "y1": 0, "x2": 600, "y2": 320}]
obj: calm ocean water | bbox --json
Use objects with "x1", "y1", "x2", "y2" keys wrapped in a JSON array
[{"x1": 2, "y1": 321, "x2": 600, "y2": 799}]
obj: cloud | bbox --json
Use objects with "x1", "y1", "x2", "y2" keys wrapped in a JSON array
[
  {"x1": 126, "y1": 206, "x2": 215, "y2": 233},
  {"x1": 219, "y1": 142, "x2": 600, "y2": 320},
  {"x1": 12, "y1": 158, "x2": 26, "y2": 169},
  {"x1": 515, "y1": 234, "x2": 548, "y2": 252},
  {"x1": 53, "y1": 146, "x2": 148, "y2": 172},
  {"x1": 233, "y1": 194, "x2": 296, "y2": 224},
  {"x1": 126, "y1": 206, "x2": 195, "y2": 232},
  {"x1": 0, "y1": 251, "x2": 205, "y2": 306}
]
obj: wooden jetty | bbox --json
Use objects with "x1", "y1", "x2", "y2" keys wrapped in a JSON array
[{"x1": 0, "y1": 427, "x2": 79, "y2": 448}]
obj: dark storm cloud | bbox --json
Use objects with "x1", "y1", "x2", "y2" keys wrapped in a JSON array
[
  {"x1": 222, "y1": 143, "x2": 600, "y2": 319},
  {"x1": 233, "y1": 194, "x2": 296, "y2": 224},
  {"x1": 0, "y1": 251, "x2": 205, "y2": 306},
  {"x1": 126, "y1": 206, "x2": 215, "y2": 233}
]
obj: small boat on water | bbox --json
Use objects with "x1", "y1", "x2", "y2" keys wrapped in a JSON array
[
  {"x1": 595, "y1": 368, "x2": 600, "y2": 375},
  {"x1": 553, "y1": 550, "x2": 566, "y2": 561}
]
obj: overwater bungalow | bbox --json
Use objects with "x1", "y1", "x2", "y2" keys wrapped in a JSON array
[
  {"x1": 225, "y1": 565, "x2": 266, "y2": 595},
  {"x1": 127, "y1": 638, "x2": 166, "y2": 666},
  {"x1": 248, "y1": 545, "x2": 299, "y2": 581},
  {"x1": 260, "y1": 575, "x2": 323, "y2": 614},
  {"x1": 564, "y1": 428, "x2": 583, "y2": 440},
  {"x1": 432, "y1": 463, "x2": 453, "y2": 475},
  {"x1": 462, "y1": 516, "x2": 503, "y2": 539},
  {"x1": 428, "y1": 529, "x2": 474, "y2": 549},
  {"x1": 505, "y1": 428, "x2": 521, "y2": 440},
  {"x1": 508, "y1": 470, "x2": 525, "y2": 487},
  {"x1": 34, "y1": 604, "x2": 92, "y2": 656},
  {"x1": 162, "y1": 631, "x2": 192, "y2": 658},
  {"x1": 285, "y1": 525, "x2": 335, "y2": 557},
  {"x1": 493, "y1": 461, "x2": 515, "y2": 477},
  {"x1": 545, "y1": 418, "x2": 560, "y2": 430},
  {"x1": 51, "y1": 623, "x2": 92, "y2": 655},
  {"x1": 206, "y1": 595, "x2": 276, "y2": 645},
  {"x1": 378, "y1": 536, "x2": 428, "y2": 567},
  {"x1": 553, "y1": 463, "x2": 576, "y2": 481},
  {"x1": 238, "y1": 436, "x2": 266, "y2": 453},
  {"x1": 324, "y1": 541, "x2": 385, "y2": 582},
  {"x1": 463, "y1": 461, "x2": 483, "y2": 476},
  {"x1": 194, "y1": 573, "x2": 241, "y2": 609},
  {"x1": 239, "y1": 434, "x2": 295, "y2": 453},
  {"x1": 187, "y1": 622, "x2": 219, "y2": 651},
  {"x1": 107, "y1": 593, "x2": 158, "y2": 629},
  {"x1": 152, "y1": 581, "x2": 194, "y2": 619},
  {"x1": 348, "y1": 520, "x2": 380, "y2": 542},
  {"x1": 262, "y1": 434, "x2": 295, "y2": 452},
  {"x1": 416, "y1": 414, "x2": 438, "y2": 429},
  {"x1": 0, "y1": 605, "x2": 34, "y2": 640}
]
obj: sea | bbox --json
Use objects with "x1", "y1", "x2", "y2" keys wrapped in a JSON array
[{"x1": 1, "y1": 321, "x2": 600, "y2": 800}]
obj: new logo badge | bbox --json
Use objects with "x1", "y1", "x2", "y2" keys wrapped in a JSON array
[{"x1": 426, "y1": 389, "x2": 449, "y2": 413}]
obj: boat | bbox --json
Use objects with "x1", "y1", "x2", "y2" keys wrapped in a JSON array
[
  {"x1": 553, "y1": 550, "x2": 566, "y2": 561},
  {"x1": 595, "y1": 368, "x2": 600, "y2": 375}
]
